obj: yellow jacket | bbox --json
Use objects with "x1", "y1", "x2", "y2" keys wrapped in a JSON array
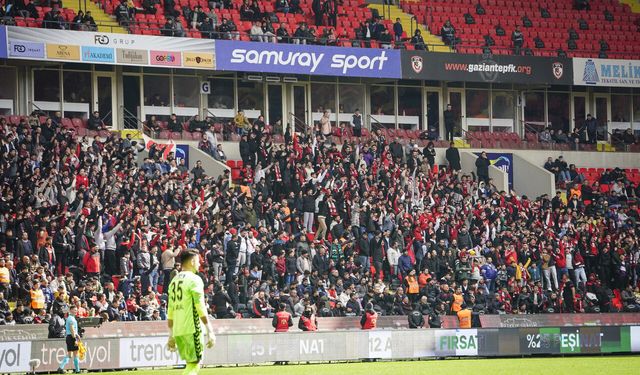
[{"x1": 234, "y1": 113, "x2": 251, "y2": 129}]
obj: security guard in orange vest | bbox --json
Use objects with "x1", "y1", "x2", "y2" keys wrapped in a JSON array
[
  {"x1": 457, "y1": 303, "x2": 472, "y2": 329},
  {"x1": 272, "y1": 303, "x2": 293, "y2": 332},
  {"x1": 451, "y1": 286, "x2": 464, "y2": 313},
  {"x1": 405, "y1": 269, "x2": 420, "y2": 302},
  {"x1": 30, "y1": 281, "x2": 45, "y2": 310},
  {"x1": 360, "y1": 303, "x2": 378, "y2": 330},
  {"x1": 298, "y1": 306, "x2": 318, "y2": 331}
]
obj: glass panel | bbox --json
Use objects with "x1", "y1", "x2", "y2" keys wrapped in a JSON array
[
  {"x1": 96, "y1": 76, "x2": 113, "y2": 126},
  {"x1": 33, "y1": 69, "x2": 61, "y2": 104},
  {"x1": 62, "y1": 71, "x2": 91, "y2": 119},
  {"x1": 293, "y1": 85, "x2": 307, "y2": 128},
  {"x1": 338, "y1": 84, "x2": 364, "y2": 115},
  {"x1": 267, "y1": 85, "x2": 283, "y2": 129},
  {"x1": 491, "y1": 91, "x2": 515, "y2": 131},
  {"x1": 426, "y1": 91, "x2": 440, "y2": 139},
  {"x1": 611, "y1": 95, "x2": 630, "y2": 123},
  {"x1": 398, "y1": 87, "x2": 421, "y2": 130},
  {"x1": 237, "y1": 81, "x2": 264, "y2": 120},
  {"x1": 123, "y1": 75, "x2": 141, "y2": 130},
  {"x1": 524, "y1": 92, "x2": 545, "y2": 132},
  {"x1": 144, "y1": 75, "x2": 170, "y2": 122},
  {"x1": 595, "y1": 97, "x2": 608, "y2": 141},
  {"x1": 0, "y1": 68, "x2": 16, "y2": 115},
  {"x1": 634, "y1": 94, "x2": 640, "y2": 134},
  {"x1": 207, "y1": 79, "x2": 235, "y2": 120},
  {"x1": 311, "y1": 83, "x2": 336, "y2": 127},
  {"x1": 465, "y1": 89, "x2": 489, "y2": 132},
  {"x1": 173, "y1": 76, "x2": 200, "y2": 108},
  {"x1": 448, "y1": 91, "x2": 462, "y2": 136},
  {"x1": 572, "y1": 95, "x2": 586, "y2": 133},
  {"x1": 370, "y1": 85, "x2": 395, "y2": 128},
  {"x1": 548, "y1": 93, "x2": 570, "y2": 132}
]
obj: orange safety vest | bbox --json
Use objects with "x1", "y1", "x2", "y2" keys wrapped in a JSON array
[
  {"x1": 274, "y1": 311, "x2": 292, "y2": 332},
  {"x1": 362, "y1": 311, "x2": 378, "y2": 330},
  {"x1": 301, "y1": 315, "x2": 317, "y2": 331},
  {"x1": 406, "y1": 276, "x2": 419, "y2": 294},
  {"x1": 0, "y1": 267, "x2": 9, "y2": 284},
  {"x1": 30, "y1": 289, "x2": 45, "y2": 310},
  {"x1": 282, "y1": 206, "x2": 291, "y2": 222},
  {"x1": 457, "y1": 309, "x2": 472, "y2": 328},
  {"x1": 451, "y1": 293, "x2": 464, "y2": 312}
]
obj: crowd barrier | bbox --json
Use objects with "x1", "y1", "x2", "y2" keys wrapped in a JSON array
[
  {"x1": 3, "y1": 314, "x2": 640, "y2": 343},
  {"x1": 4, "y1": 325, "x2": 640, "y2": 373}
]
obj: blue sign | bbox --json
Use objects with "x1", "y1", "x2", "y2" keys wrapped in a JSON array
[
  {"x1": 475, "y1": 152, "x2": 513, "y2": 189},
  {"x1": 176, "y1": 145, "x2": 189, "y2": 167},
  {"x1": 215, "y1": 40, "x2": 401, "y2": 78},
  {"x1": 0, "y1": 26, "x2": 6, "y2": 59},
  {"x1": 81, "y1": 46, "x2": 115, "y2": 63},
  {"x1": 8, "y1": 40, "x2": 45, "y2": 58}
]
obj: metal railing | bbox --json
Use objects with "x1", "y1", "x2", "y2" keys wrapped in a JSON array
[
  {"x1": 288, "y1": 112, "x2": 308, "y2": 134},
  {"x1": 367, "y1": 114, "x2": 385, "y2": 132},
  {"x1": 121, "y1": 106, "x2": 144, "y2": 130}
]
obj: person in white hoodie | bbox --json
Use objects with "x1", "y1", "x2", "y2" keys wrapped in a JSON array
[
  {"x1": 387, "y1": 243, "x2": 400, "y2": 279},
  {"x1": 96, "y1": 214, "x2": 123, "y2": 276}
]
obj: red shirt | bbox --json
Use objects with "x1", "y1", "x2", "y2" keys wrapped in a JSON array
[{"x1": 76, "y1": 174, "x2": 89, "y2": 189}]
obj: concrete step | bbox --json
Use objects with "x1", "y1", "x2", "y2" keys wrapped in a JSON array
[{"x1": 66, "y1": 1, "x2": 128, "y2": 33}]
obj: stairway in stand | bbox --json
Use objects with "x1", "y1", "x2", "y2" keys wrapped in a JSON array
[
  {"x1": 367, "y1": 3, "x2": 451, "y2": 52},
  {"x1": 617, "y1": 0, "x2": 640, "y2": 13},
  {"x1": 66, "y1": 1, "x2": 128, "y2": 33}
]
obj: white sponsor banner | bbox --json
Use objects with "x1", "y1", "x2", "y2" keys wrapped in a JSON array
[
  {"x1": 119, "y1": 337, "x2": 184, "y2": 368},
  {"x1": 573, "y1": 58, "x2": 640, "y2": 87},
  {"x1": 367, "y1": 331, "x2": 392, "y2": 359},
  {"x1": 631, "y1": 326, "x2": 640, "y2": 352},
  {"x1": 0, "y1": 341, "x2": 31, "y2": 373},
  {"x1": 434, "y1": 329, "x2": 479, "y2": 356}
]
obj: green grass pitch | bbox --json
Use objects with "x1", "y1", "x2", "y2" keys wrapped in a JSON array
[{"x1": 97, "y1": 356, "x2": 640, "y2": 375}]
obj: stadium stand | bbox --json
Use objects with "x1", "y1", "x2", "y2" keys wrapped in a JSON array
[
  {"x1": 401, "y1": 0, "x2": 640, "y2": 58},
  {"x1": 1, "y1": 109, "x2": 639, "y2": 327}
]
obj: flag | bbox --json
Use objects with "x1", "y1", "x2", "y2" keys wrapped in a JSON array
[{"x1": 143, "y1": 134, "x2": 176, "y2": 160}]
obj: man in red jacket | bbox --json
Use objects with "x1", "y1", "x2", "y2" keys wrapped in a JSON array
[
  {"x1": 298, "y1": 306, "x2": 317, "y2": 331},
  {"x1": 272, "y1": 303, "x2": 293, "y2": 332},
  {"x1": 82, "y1": 245, "x2": 101, "y2": 278}
]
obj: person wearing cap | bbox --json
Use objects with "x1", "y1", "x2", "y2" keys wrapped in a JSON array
[{"x1": 360, "y1": 302, "x2": 378, "y2": 330}]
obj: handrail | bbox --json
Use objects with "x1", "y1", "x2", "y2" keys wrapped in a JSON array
[
  {"x1": 205, "y1": 109, "x2": 220, "y2": 121},
  {"x1": 287, "y1": 111, "x2": 307, "y2": 134},
  {"x1": 120, "y1": 105, "x2": 145, "y2": 131},
  {"x1": 367, "y1": 114, "x2": 385, "y2": 132},
  {"x1": 28, "y1": 101, "x2": 48, "y2": 116}
]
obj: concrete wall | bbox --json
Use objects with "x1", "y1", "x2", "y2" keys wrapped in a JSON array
[
  {"x1": 461, "y1": 151, "x2": 509, "y2": 192},
  {"x1": 513, "y1": 153, "x2": 555, "y2": 199},
  {"x1": 188, "y1": 145, "x2": 230, "y2": 178}
]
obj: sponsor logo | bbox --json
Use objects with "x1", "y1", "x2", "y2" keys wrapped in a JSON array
[
  {"x1": 0, "y1": 342, "x2": 31, "y2": 373},
  {"x1": 228, "y1": 48, "x2": 389, "y2": 74},
  {"x1": 582, "y1": 59, "x2": 599, "y2": 84},
  {"x1": 411, "y1": 55, "x2": 423, "y2": 73},
  {"x1": 183, "y1": 52, "x2": 214, "y2": 68},
  {"x1": 119, "y1": 337, "x2": 184, "y2": 368},
  {"x1": 81, "y1": 46, "x2": 115, "y2": 63},
  {"x1": 94, "y1": 34, "x2": 110, "y2": 45},
  {"x1": 444, "y1": 61, "x2": 532, "y2": 80},
  {"x1": 8, "y1": 40, "x2": 45, "y2": 58},
  {"x1": 552, "y1": 62, "x2": 563, "y2": 79},
  {"x1": 116, "y1": 48, "x2": 148, "y2": 65},
  {"x1": 434, "y1": 329, "x2": 479, "y2": 356},
  {"x1": 32, "y1": 339, "x2": 117, "y2": 371},
  {"x1": 93, "y1": 34, "x2": 136, "y2": 46},
  {"x1": 46, "y1": 44, "x2": 80, "y2": 60},
  {"x1": 150, "y1": 50, "x2": 181, "y2": 67}
]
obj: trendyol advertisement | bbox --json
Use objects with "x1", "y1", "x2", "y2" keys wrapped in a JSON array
[
  {"x1": 215, "y1": 40, "x2": 401, "y2": 78},
  {"x1": 3, "y1": 26, "x2": 215, "y2": 69}
]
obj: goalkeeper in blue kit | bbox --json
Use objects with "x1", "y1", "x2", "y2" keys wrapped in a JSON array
[{"x1": 167, "y1": 250, "x2": 216, "y2": 375}]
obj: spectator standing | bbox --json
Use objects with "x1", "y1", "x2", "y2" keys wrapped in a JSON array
[
  {"x1": 445, "y1": 141, "x2": 461, "y2": 172},
  {"x1": 393, "y1": 18, "x2": 403, "y2": 42},
  {"x1": 443, "y1": 104, "x2": 456, "y2": 141},
  {"x1": 585, "y1": 114, "x2": 598, "y2": 143},
  {"x1": 475, "y1": 151, "x2": 490, "y2": 184}
]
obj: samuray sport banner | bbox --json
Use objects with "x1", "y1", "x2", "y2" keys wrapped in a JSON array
[
  {"x1": 402, "y1": 51, "x2": 572, "y2": 85},
  {"x1": 215, "y1": 40, "x2": 401, "y2": 78}
]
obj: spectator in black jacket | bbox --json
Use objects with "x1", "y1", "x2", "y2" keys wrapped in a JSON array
[
  {"x1": 585, "y1": 114, "x2": 598, "y2": 143},
  {"x1": 440, "y1": 20, "x2": 456, "y2": 47},
  {"x1": 393, "y1": 18, "x2": 403, "y2": 42},
  {"x1": 446, "y1": 142, "x2": 461, "y2": 172},
  {"x1": 276, "y1": 22, "x2": 291, "y2": 43},
  {"x1": 512, "y1": 25, "x2": 524, "y2": 54},
  {"x1": 370, "y1": 231, "x2": 384, "y2": 280},
  {"x1": 475, "y1": 151, "x2": 490, "y2": 184}
]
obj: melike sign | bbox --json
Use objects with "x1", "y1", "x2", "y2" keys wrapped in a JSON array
[
  {"x1": 215, "y1": 40, "x2": 400, "y2": 78},
  {"x1": 573, "y1": 58, "x2": 640, "y2": 87}
]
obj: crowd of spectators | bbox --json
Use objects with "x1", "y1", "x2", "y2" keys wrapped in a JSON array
[{"x1": 1, "y1": 110, "x2": 640, "y2": 327}]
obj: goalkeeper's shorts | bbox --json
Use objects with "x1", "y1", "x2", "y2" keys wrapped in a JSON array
[{"x1": 175, "y1": 331, "x2": 204, "y2": 363}]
